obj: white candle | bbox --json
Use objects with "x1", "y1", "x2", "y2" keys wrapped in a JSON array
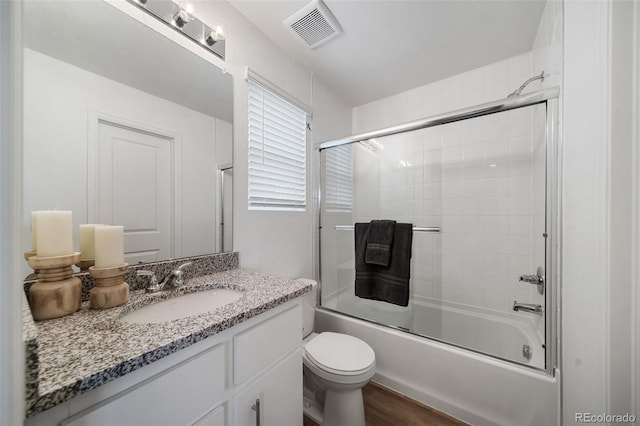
[
  {"x1": 31, "y1": 211, "x2": 40, "y2": 251},
  {"x1": 36, "y1": 210, "x2": 73, "y2": 257},
  {"x1": 94, "y1": 226, "x2": 124, "y2": 268},
  {"x1": 79, "y1": 224, "x2": 102, "y2": 260}
]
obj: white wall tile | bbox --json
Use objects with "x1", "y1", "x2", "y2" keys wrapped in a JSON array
[
  {"x1": 484, "y1": 177, "x2": 509, "y2": 197},
  {"x1": 508, "y1": 53, "x2": 533, "y2": 91},
  {"x1": 440, "y1": 76, "x2": 463, "y2": 111},
  {"x1": 350, "y1": 51, "x2": 541, "y2": 318},
  {"x1": 483, "y1": 216, "x2": 509, "y2": 235},
  {"x1": 484, "y1": 59, "x2": 509, "y2": 86}
]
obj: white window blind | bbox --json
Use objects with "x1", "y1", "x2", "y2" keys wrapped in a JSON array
[
  {"x1": 248, "y1": 78, "x2": 307, "y2": 210},
  {"x1": 325, "y1": 144, "x2": 352, "y2": 212}
]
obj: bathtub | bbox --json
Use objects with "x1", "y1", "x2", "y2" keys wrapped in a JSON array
[
  {"x1": 315, "y1": 300, "x2": 560, "y2": 425},
  {"x1": 325, "y1": 293, "x2": 545, "y2": 369}
]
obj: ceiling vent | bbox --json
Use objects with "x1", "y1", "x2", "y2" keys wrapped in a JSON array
[{"x1": 284, "y1": 0, "x2": 342, "y2": 49}]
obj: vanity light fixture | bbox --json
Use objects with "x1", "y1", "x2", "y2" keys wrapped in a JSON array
[
  {"x1": 126, "y1": 0, "x2": 226, "y2": 60},
  {"x1": 204, "y1": 29, "x2": 220, "y2": 46},
  {"x1": 172, "y1": 8, "x2": 190, "y2": 28}
]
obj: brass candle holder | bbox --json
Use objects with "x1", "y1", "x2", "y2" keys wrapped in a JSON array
[
  {"x1": 89, "y1": 263, "x2": 130, "y2": 309},
  {"x1": 27, "y1": 252, "x2": 82, "y2": 321}
]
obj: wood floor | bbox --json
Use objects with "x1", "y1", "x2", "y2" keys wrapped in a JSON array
[{"x1": 303, "y1": 381, "x2": 467, "y2": 426}]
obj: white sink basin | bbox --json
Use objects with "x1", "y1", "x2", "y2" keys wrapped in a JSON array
[{"x1": 121, "y1": 289, "x2": 243, "y2": 324}]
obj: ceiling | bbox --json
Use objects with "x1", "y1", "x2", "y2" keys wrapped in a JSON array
[
  {"x1": 23, "y1": 0, "x2": 233, "y2": 121},
  {"x1": 228, "y1": 0, "x2": 547, "y2": 107}
]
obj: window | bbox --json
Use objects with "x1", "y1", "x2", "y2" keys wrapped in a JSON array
[
  {"x1": 248, "y1": 78, "x2": 307, "y2": 210},
  {"x1": 324, "y1": 145, "x2": 353, "y2": 212}
]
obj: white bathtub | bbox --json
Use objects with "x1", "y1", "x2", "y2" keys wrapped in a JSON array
[
  {"x1": 315, "y1": 303, "x2": 559, "y2": 425},
  {"x1": 327, "y1": 293, "x2": 545, "y2": 369}
]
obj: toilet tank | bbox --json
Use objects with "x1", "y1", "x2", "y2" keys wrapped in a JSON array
[{"x1": 296, "y1": 278, "x2": 318, "y2": 338}]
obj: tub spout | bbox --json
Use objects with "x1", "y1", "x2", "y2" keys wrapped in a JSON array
[{"x1": 513, "y1": 301, "x2": 543, "y2": 315}]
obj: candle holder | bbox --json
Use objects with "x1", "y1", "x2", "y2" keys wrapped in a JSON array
[
  {"x1": 24, "y1": 251, "x2": 38, "y2": 280},
  {"x1": 88, "y1": 263, "x2": 130, "y2": 309},
  {"x1": 75, "y1": 259, "x2": 95, "y2": 272},
  {"x1": 27, "y1": 252, "x2": 82, "y2": 321}
]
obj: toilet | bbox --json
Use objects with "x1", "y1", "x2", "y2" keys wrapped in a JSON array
[{"x1": 299, "y1": 279, "x2": 376, "y2": 426}]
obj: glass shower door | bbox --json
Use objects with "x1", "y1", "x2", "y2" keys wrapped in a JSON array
[{"x1": 319, "y1": 102, "x2": 552, "y2": 371}]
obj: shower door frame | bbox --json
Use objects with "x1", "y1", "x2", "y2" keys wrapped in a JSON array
[{"x1": 317, "y1": 87, "x2": 561, "y2": 376}]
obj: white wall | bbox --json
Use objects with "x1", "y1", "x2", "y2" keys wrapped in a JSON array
[
  {"x1": 532, "y1": 0, "x2": 563, "y2": 91},
  {"x1": 0, "y1": 1, "x2": 24, "y2": 424},
  {"x1": 183, "y1": 1, "x2": 351, "y2": 280},
  {"x1": 561, "y1": 0, "x2": 635, "y2": 423},
  {"x1": 634, "y1": 1, "x2": 640, "y2": 418},
  {"x1": 311, "y1": 77, "x2": 354, "y2": 286},
  {"x1": 609, "y1": 0, "x2": 635, "y2": 418},
  {"x1": 23, "y1": 48, "x2": 230, "y2": 265}
]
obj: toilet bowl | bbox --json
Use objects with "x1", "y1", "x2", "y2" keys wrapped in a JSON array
[{"x1": 298, "y1": 279, "x2": 376, "y2": 426}]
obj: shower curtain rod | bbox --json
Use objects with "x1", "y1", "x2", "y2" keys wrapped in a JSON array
[{"x1": 318, "y1": 87, "x2": 559, "y2": 150}]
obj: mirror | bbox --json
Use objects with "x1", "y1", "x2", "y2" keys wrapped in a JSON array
[{"x1": 22, "y1": 0, "x2": 233, "y2": 274}]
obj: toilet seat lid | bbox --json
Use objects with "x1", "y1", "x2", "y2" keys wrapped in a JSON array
[{"x1": 304, "y1": 332, "x2": 375, "y2": 373}]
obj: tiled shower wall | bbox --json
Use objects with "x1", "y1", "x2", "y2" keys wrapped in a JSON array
[{"x1": 349, "y1": 52, "x2": 546, "y2": 316}]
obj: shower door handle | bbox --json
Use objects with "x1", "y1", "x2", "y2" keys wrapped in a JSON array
[{"x1": 519, "y1": 266, "x2": 545, "y2": 295}]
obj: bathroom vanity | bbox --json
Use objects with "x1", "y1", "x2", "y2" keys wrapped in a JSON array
[{"x1": 24, "y1": 268, "x2": 311, "y2": 426}]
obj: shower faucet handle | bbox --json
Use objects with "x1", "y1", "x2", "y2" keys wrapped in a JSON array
[
  {"x1": 519, "y1": 274, "x2": 542, "y2": 284},
  {"x1": 519, "y1": 266, "x2": 545, "y2": 295}
]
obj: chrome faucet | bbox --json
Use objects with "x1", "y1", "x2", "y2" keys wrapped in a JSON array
[
  {"x1": 513, "y1": 301, "x2": 543, "y2": 315},
  {"x1": 137, "y1": 262, "x2": 192, "y2": 293}
]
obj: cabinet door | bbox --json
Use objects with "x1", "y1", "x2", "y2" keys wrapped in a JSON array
[
  {"x1": 234, "y1": 349, "x2": 302, "y2": 426},
  {"x1": 234, "y1": 305, "x2": 301, "y2": 385},
  {"x1": 63, "y1": 344, "x2": 227, "y2": 426},
  {"x1": 193, "y1": 404, "x2": 226, "y2": 426}
]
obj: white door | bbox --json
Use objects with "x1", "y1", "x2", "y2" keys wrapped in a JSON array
[{"x1": 96, "y1": 120, "x2": 173, "y2": 264}]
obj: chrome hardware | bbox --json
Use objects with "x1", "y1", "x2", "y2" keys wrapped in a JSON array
[
  {"x1": 508, "y1": 71, "x2": 545, "y2": 97},
  {"x1": 136, "y1": 270, "x2": 160, "y2": 293},
  {"x1": 522, "y1": 344, "x2": 532, "y2": 360},
  {"x1": 139, "y1": 262, "x2": 192, "y2": 293},
  {"x1": 519, "y1": 266, "x2": 545, "y2": 295},
  {"x1": 513, "y1": 301, "x2": 543, "y2": 315},
  {"x1": 251, "y1": 398, "x2": 260, "y2": 426},
  {"x1": 519, "y1": 274, "x2": 542, "y2": 284},
  {"x1": 334, "y1": 225, "x2": 440, "y2": 233}
]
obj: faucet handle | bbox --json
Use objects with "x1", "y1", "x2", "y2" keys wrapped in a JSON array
[
  {"x1": 173, "y1": 262, "x2": 192, "y2": 287},
  {"x1": 176, "y1": 262, "x2": 192, "y2": 272},
  {"x1": 137, "y1": 270, "x2": 160, "y2": 292}
]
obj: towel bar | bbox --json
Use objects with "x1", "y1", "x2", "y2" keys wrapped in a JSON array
[{"x1": 333, "y1": 225, "x2": 441, "y2": 233}]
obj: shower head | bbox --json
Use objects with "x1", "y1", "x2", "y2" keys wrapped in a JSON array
[{"x1": 508, "y1": 71, "x2": 546, "y2": 98}]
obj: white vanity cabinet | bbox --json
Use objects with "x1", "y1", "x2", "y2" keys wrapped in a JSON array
[
  {"x1": 25, "y1": 300, "x2": 303, "y2": 426},
  {"x1": 232, "y1": 300, "x2": 303, "y2": 426},
  {"x1": 234, "y1": 351, "x2": 302, "y2": 426}
]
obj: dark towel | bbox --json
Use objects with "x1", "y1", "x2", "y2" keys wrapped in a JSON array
[
  {"x1": 354, "y1": 222, "x2": 413, "y2": 306},
  {"x1": 365, "y1": 220, "x2": 396, "y2": 266}
]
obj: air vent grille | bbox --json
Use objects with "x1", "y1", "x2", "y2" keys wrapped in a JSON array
[{"x1": 284, "y1": 0, "x2": 342, "y2": 49}]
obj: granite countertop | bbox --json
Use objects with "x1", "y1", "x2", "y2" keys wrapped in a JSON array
[{"x1": 24, "y1": 269, "x2": 312, "y2": 417}]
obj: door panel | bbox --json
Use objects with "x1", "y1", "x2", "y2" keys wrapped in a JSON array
[{"x1": 97, "y1": 121, "x2": 172, "y2": 263}]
